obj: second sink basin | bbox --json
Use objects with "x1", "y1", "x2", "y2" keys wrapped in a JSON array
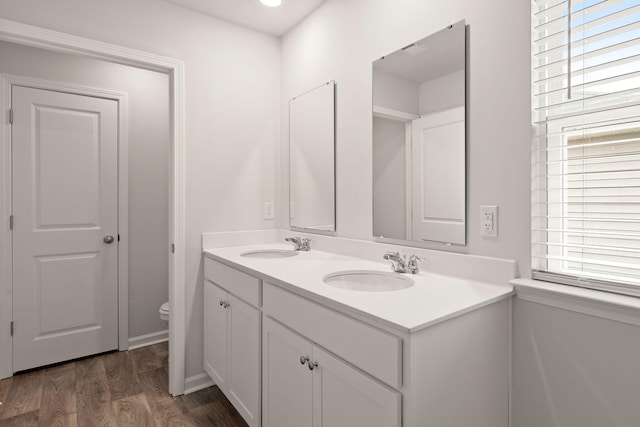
[
  {"x1": 323, "y1": 270, "x2": 414, "y2": 292},
  {"x1": 241, "y1": 249, "x2": 300, "y2": 259}
]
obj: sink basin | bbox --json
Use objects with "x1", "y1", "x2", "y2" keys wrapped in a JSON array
[
  {"x1": 240, "y1": 249, "x2": 300, "y2": 259},
  {"x1": 323, "y1": 270, "x2": 414, "y2": 292}
]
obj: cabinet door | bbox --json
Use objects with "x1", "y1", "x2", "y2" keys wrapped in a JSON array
[
  {"x1": 312, "y1": 346, "x2": 401, "y2": 427},
  {"x1": 204, "y1": 281, "x2": 228, "y2": 387},
  {"x1": 263, "y1": 317, "x2": 313, "y2": 427},
  {"x1": 227, "y1": 295, "x2": 261, "y2": 427}
]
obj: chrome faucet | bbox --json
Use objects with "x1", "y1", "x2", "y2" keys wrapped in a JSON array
[
  {"x1": 383, "y1": 251, "x2": 407, "y2": 273},
  {"x1": 383, "y1": 251, "x2": 424, "y2": 274},
  {"x1": 285, "y1": 236, "x2": 311, "y2": 251}
]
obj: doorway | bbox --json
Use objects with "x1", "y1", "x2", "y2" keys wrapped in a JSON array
[{"x1": 0, "y1": 20, "x2": 186, "y2": 395}]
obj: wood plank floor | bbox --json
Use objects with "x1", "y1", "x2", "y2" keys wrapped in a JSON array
[{"x1": 0, "y1": 342, "x2": 248, "y2": 427}]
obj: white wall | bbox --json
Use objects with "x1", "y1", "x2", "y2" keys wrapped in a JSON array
[
  {"x1": 419, "y1": 69, "x2": 465, "y2": 115},
  {"x1": 0, "y1": 0, "x2": 280, "y2": 379},
  {"x1": 280, "y1": 0, "x2": 530, "y2": 275},
  {"x1": 0, "y1": 40, "x2": 170, "y2": 340},
  {"x1": 513, "y1": 298, "x2": 640, "y2": 426}
]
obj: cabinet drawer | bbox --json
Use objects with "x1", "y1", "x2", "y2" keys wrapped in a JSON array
[
  {"x1": 205, "y1": 257, "x2": 260, "y2": 307},
  {"x1": 263, "y1": 282, "x2": 402, "y2": 388}
]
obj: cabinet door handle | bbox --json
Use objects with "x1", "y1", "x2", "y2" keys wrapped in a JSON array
[
  {"x1": 224, "y1": 302, "x2": 230, "y2": 308},
  {"x1": 299, "y1": 355, "x2": 309, "y2": 365},
  {"x1": 219, "y1": 300, "x2": 225, "y2": 306},
  {"x1": 308, "y1": 361, "x2": 318, "y2": 371}
]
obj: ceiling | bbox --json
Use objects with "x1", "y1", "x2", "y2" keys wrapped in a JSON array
[
  {"x1": 373, "y1": 22, "x2": 465, "y2": 83},
  {"x1": 163, "y1": 0, "x2": 327, "y2": 36}
]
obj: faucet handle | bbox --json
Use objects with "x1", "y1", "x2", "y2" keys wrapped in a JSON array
[
  {"x1": 407, "y1": 254, "x2": 425, "y2": 274},
  {"x1": 300, "y1": 238, "x2": 311, "y2": 251}
]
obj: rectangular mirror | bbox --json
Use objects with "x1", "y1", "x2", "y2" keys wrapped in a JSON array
[
  {"x1": 289, "y1": 81, "x2": 336, "y2": 232},
  {"x1": 372, "y1": 21, "x2": 466, "y2": 246}
]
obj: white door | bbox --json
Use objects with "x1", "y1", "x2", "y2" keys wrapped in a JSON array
[
  {"x1": 263, "y1": 317, "x2": 313, "y2": 427},
  {"x1": 411, "y1": 106, "x2": 465, "y2": 244},
  {"x1": 312, "y1": 346, "x2": 401, "y2": 427},
  {"x1": 12, "y1": 86, "x2": 119, "y2": 372}
]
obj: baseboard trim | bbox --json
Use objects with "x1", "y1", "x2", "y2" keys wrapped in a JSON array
[
  {"x1": 184, "y1": 372, "x2": 215, "y2": 395},
  {"x1": 128, "y1": 330, "x2": 169, "y2": 350}
]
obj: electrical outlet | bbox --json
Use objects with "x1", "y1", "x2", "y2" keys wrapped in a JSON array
[
  {"x1": 481, "y1": 205, "x2": 498, "y2": 237},
  {"x1": 264, "y1": 202, "x2": 275, "y2": 220}
]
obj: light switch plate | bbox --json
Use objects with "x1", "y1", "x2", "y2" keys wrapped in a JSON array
[{"x1": 264, "y1": 202, "x2": 275, "y2": 220}]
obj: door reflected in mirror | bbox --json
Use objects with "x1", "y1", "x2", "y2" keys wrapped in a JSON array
[
  {"x1": 289, "y1": 81, "x2": 336, "y2": 232},
  {"x1": 373, "y1": 21, "x2": 466, "y2": 246}
]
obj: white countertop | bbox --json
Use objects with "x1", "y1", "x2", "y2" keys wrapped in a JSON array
[{"x1": 204, "y1": 244, "x2": 514, "y2": 333}]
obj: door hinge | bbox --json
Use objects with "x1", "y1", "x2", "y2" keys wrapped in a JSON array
[
  {"x1": 10, "y1": 321, "x2": 13, "y2": 336},
  {"x1": 9, "y1": 109, "x2": 13, "y2": 124},
  {"x1": 9, "y1": 214, "x2": 13, "y2": 230},
  {"x1": 171, "y1": 243, "x2": 175, "y2": 254}
]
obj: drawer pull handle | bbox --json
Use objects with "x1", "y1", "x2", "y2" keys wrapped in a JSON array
[
  {"x1": 308, "y1": 361, "x2": 318, "y2": 371},
  {"x1": 299, "y1": 355, "x2": 309, "y2": 365}
]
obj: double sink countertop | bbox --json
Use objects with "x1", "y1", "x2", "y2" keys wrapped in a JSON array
[{"x1": 204, "y1": 244, "x2": 514, "y2": 334}]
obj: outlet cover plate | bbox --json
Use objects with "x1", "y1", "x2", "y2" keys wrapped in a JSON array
[{"x1": 481, "y1": 205, "x2": 498, "y2": 237}]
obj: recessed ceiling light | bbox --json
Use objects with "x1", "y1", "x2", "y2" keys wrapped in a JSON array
[{"x1": 260, "y1": 0, "x2": 282, "y2": 7}]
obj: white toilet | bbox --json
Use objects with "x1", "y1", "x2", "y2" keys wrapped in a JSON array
[{"x1": 159, "y1": 301, "x2": 169, "y2": 322}]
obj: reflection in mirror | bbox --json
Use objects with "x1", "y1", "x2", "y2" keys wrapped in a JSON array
[
  {"x1": 289, "y1": 81, "x2": 336, "y2": 232},
  {"x1": 373, "y1": 21, "x2": 466, "y2": 246}
]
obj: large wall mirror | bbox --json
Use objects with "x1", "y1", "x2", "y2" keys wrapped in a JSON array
[
  {"x1": 289, "y1": 81, "x2": 336, "y2": 232},
  {"x1": 373, "y1": 21, "x2": 466, "y2": 246}
]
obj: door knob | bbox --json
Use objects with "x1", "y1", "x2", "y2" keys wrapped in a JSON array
[{"x1": 103, "y1": 235, "x2": 115, "y2": 244}]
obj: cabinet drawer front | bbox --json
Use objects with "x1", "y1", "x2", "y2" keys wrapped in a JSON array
[
  {"x1": 205, "y1": 257, "x2": 260, "y2": 307},
  {"x1": 263, "y1": 282, "x2": 402, "y2": 388}
]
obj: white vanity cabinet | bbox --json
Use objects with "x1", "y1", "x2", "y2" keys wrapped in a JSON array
[
  {"x1": 204, "y1": 258, "x2": 261, "y2": 427},
  {"x1": 263, "y1": 316, "x2": 401, "y2": 427},
  {"x1": 203, "y1": 249, "x2": 511, "y2": 427}
]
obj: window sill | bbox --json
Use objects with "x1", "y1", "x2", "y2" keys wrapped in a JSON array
[{"x1": 511, "y1": 278, "x2": 640, "y2": 326}]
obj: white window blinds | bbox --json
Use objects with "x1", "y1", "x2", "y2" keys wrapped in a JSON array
[{"x1": 532, "y1": 0, "x2": 640, "y2": 295}]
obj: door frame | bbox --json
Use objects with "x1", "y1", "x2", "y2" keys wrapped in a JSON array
[
  {"x1": 372, "y1": 106, "x2": 417, "y2": 242},
  {"x1": 0, "y1": 18, "x2": 187, "y2": 396},
  {"x1": 3, "y1": 73, "x2": 129, "y2": 359}
]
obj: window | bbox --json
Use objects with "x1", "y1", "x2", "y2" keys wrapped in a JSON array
[{"x1": 532, "y1": 0, "x2": 640, "y2": 295}]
